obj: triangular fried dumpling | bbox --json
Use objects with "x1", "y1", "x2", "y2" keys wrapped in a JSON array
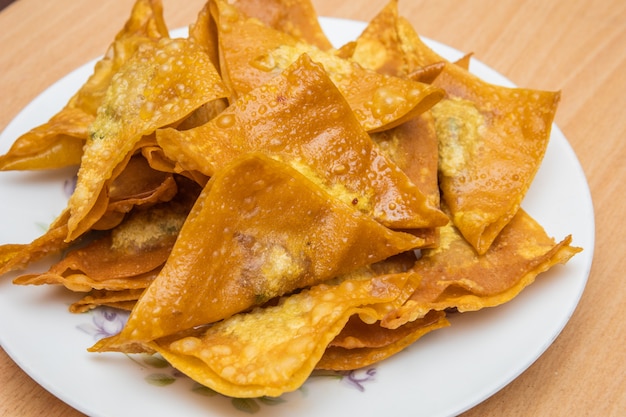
[
  {"x1": 227, "y1": 0, "x2": 333, "y2": 50},
  {"x1": 93, "y1": 153, "x2": 424, "y2": 348},
  {"x1": 181, "y1": 2, "x2": 231, "y2": 130},
  {"x1": 157, "y1": 54, "x2": 448, "y2": 230},
  {"x1": 432, "y1": 68, "x2": 559, "y2": 254},
  {"x1": 188, "y1": 1, "x2": 220, "y2": 69},
  {"x1": 346, "y1": 0, "x2": 449, "y2": 82},
  {"x1": 210, "y1": 0, "x2": 443, "y2": 132},
  {"x1": 13, "y1": 195, "x2": 192, "y2": 292},
  {"x1": 0, "y1": 0, "x2": 170, "y2": 171},
  {"x1": 347, "y1": 0, "x2": 407, "y2": 76},
  {"x1": 0, "y1": 110, "x2": 92, "y2": 171},
  {"x1": 144, "y1": 273, "x2": 411, "y2": 398},
  {"x1": 395, "y1": 17, "x2": 560, "y2": 254},
  {"x1": 66, "y1": 37, "x2": 228, "y2": 241},
  {"x1": 71, "y1": 0, "x2": 170, "y2": 115},
  {"x1": 382, "y1": 209, "x2": 582, "y2": 329}
]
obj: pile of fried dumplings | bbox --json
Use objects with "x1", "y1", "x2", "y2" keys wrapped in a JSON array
[{"x1": 0, "y1": 0, "x2": 581, "y2": 399}]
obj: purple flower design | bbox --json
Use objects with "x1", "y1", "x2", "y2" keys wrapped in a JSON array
[
  {"x1": 311, "y1": 367, "x2": 378, "y2": 392},
  {"x1": 341, "y1": 368, "x2": 377, "y2": 392},
  {"x1": 77, "y1": 307, "x2": 129, "y2": 341}
]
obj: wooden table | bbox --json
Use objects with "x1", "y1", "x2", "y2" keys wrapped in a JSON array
[{"x1": 0, "y1": 0, "x2": 624, "y2": 416}]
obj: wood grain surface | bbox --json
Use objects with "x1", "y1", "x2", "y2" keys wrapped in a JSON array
[{"x1": 0, "y1": 0, "x2": 624, "y2": 416}]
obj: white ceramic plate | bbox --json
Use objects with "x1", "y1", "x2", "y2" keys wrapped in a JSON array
[{"x1": 0, "y1": 18, "x2": 594, "y2": 417}]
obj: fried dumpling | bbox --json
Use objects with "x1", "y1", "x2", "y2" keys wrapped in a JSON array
[
  {"x1": 144, "y1": 273, "x2": 413, "y2": 398},
  {"x1": 226, "y1": 0, "x2": 333, "y2": 50},
  {"x1": 394, "y1": 15, "x2": 560, "y2": 253},
  {"x1": 0, "y1": 0, "x2": 170, "y2": 171},
  {"x1": 66, "y1": 36, "x2": 228, "y2": 240},
  {"x1": 93, "y1": 153, "x2": 424, "y2": 349},
  {"x1": 157, "y1": 54, "x2": 448, "y2": 230},
  {"x1": 210, "y1": 0, "x2": 443, "y2": 132},
  {"x1": 382, "y1": 209, "x2": 582, "y2": 328}
]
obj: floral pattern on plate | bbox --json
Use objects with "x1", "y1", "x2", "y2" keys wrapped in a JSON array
[{"x1": 77, "y1": 307, "x2": 377, "y2": 414}]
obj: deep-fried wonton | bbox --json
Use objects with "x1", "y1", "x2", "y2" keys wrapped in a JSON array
[
  {"x1": 66, "y1": 36, "x2": 228, "y2": 241},
  {"x1": 142, "y1": 273, "x2": 412, "y2": 398},
  {"x1": 0, "y1": 0, "x2": 170, "y2": 171},
  {"x1": 227, "y1": 0, "x2": 333, "y2": 50},
  {"x1": 13, "y1": 197, "x2": 190, "y2": 292},
  {"x1": 93, "y1": 153, "x2": 423, "y2": 348},
  {"x1": 432, "y1": 72, "x2": 559, "y2": 254},
  {"x1": 210, "y1": 0, "x2": 443, "y2": 132},
  {"x1": 391, "y1": 13, "x2": 560, "y2": 254},
  {"x1": 347, "y1": 0, "x2": 407, "y2": 76},
  {"x1": 157, "y1": 54, "x2": 448, "y2": 230},
  {"x1": 188, "y1": 1, "x2": 220, "y2": 70},
  {"x1": 382, "y1": 209, "x2": 582, "y2": 328}
]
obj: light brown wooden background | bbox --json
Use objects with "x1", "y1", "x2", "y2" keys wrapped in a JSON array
[{"x1": 0, "y1": 0, "x2": 624, "y2": 416}]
